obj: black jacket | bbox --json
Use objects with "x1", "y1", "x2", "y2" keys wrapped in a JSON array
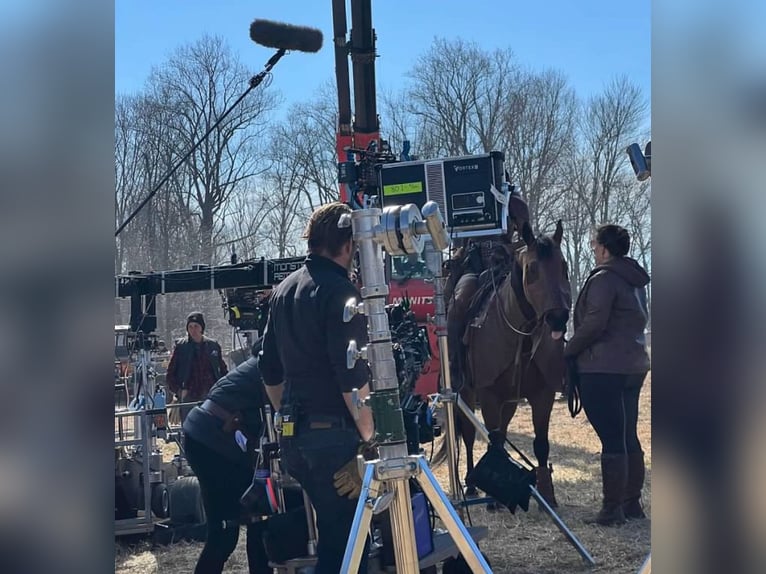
[
  {"x1": 259, "y1": 254, "x2": 369, "y2": 418},
  {"x1": 183, "y1": 341, "x2": 266, "y2": 464}
]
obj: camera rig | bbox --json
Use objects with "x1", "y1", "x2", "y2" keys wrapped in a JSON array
[{"x1": 115, "y1": 256, "x2": 306, "y2": 335}]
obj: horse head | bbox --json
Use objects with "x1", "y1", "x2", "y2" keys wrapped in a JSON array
[{"x1": 517, "y1": 220, "x2": 572, "y2": 340}]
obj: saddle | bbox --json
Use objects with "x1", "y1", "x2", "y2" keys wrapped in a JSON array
[{"x1": 465, "y1": 263, "x2": 512, "y2": 332}]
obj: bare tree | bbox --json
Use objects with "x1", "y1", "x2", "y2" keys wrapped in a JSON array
[
  {"x1": 286, "y1": 81, "x2": 341, "y2": 210},
  {"x1": 571, "y1": 75, "x2": 648, "y2": 227},
  {"x1": 405, "y1": 38, "x2": 519, "y2": 157},
  {"x1": 214, "y1": 185, "x2": 275, "y2": 263},
  {"x1": 504, "y1": 69, "x2": 577, "y2": 231},
  {"x1": 146, "y1": 34, "x2": 279, "y2": 263}
]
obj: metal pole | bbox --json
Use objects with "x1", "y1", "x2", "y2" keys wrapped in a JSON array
[
  {"x1": 262, "y1": 404, "x2": 287, "y2": 513},
  {"x1": 302, "y1": 491, "x2": 318, "y2": 556},
  {"x1": 342, "y1": 201, "x2": 488, "y2": 574},
  {"x1": 424, "y1": 242, "x2": 462, "y2": 503},
  {"x1": 347, "y1": 207, "x2": 418, "y2": 574}
]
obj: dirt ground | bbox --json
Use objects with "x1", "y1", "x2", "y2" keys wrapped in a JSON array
[{"x1": 115, "y1": 375, "x2": 651, "y2": 573}]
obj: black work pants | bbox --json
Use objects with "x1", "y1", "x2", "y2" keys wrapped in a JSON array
[
  {"x1": 280, "y1": 426, "x2": 369, "y2": 574},
  {"x1": 184, "y1": 435, "x2": 270, "y2": 574},
  {"x1": 579, "y1": 373, "x2": 646, "y2": 455}
]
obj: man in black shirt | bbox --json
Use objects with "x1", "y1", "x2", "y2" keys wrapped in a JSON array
[
  {"x1": 182, "y1": 339, "x2": 276, "y2": 574},
  {"x1": 259, "y1": 202, "x2": 375, "y2": 574}
]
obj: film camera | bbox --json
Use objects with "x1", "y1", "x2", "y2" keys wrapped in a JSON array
[{"x1": 339, "y1": 142, "x2": 511, "y2": 239}]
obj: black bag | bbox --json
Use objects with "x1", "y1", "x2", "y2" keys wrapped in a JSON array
[
  {"x1": 262, "y1": 506, "x2": 310, "y2": 563},
  {"x1": 466, "y1": 445, "x2": 536, "y2": 513}
]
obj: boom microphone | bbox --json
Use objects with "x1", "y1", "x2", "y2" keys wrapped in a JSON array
[{"x1": 249, "y1": 19, "x2": 323, "y2": 53}]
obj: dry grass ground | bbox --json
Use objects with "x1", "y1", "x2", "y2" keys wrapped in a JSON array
[{"x1": 115, "y1": 375, "x2": 651, "y2": 573}]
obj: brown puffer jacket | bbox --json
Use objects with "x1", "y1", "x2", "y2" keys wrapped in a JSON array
[{"x1": 564, "y1": 256, "x2": 651, "y2": 374}]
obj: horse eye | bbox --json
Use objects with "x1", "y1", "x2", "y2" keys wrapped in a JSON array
[{"x1": 526, "y1": 261, "x2": 539, "y2": 283}]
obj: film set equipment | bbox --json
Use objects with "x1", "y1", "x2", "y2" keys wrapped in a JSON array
[
  {"x1": 627, "y1": 140, "x2": 651, "y2": 181},
  {"x1": 379, "y1": 151, "x2": 510, "y2": 240},
  {"x1": 341, "y1": 149, "x2": 512, "y2": 240},
  {"x1": 387, "y1": 300, "x2": 442, "y2": 455},
  {"x1": 340, "y1": 198, "x2": 492, "y2": 574}
]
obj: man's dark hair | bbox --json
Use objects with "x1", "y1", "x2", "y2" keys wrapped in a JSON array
[
  {"x1": 303, "y1": 202, "x2": 353, "y2": 257},
  {"x1": 595, "y1": 224, "x2": 631, "y2": 257}
]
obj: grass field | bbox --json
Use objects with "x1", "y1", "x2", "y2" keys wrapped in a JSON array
[{"x1": 116, "y1": 374, "x2": 651, "y2": 573}]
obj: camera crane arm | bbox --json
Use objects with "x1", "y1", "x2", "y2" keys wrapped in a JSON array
[{"x1": 115, "y1": 256, "x2": 306, "y2": 333}]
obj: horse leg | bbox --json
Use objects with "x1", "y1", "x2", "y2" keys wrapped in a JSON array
[
  {"x1": 476, "y1": 380, "x2": 520, "y2": 511},
  {"x1": 458, "y1": 387, "x2": 478, "y2": 496},
  {"x1": 526, "y1": 370, "x2": 558, "y2": 508}
]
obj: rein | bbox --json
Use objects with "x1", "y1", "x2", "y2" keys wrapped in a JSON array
[
  {"x1": 490, "y1": 244, "x2": 539, "y2": 338},
  {"x1": 487, "y1": 243, "x2": 549, "y2": 403}
]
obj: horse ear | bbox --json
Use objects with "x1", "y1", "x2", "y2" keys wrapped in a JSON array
[
  {"x1": 553, "y1": 219, "x2": 563, "y2": 245},
  {"x1": 521, "y1": 220, "x2": 534, "y2": 247}
]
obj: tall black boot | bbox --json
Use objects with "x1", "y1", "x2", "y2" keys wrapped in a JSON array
[
  {"x1": 585, "y1": 453, "x2": 627, "y2": 526},
  {"x1": 623, "y1": 451, "x2": 647, "y2": 519}
]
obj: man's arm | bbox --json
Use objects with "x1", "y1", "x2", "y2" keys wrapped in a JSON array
[
  {"x1": 564, "y1": 273, "x2": 617, "y2": 358},
  {"x1": 164, "y1": 346, "x2": 180, "y2": 395},
  {"x1": 258, "y1": 305, "x2": 284, "y2": 387},
  {"x1": 264, "y1": 382, "x2": 284, "y2": 412},
  {"x1": 344, "y1": 384, "x2": 374, "y2": 442},
  {"x1": 216, "y1": 342, "x2": 228, "y2": 376}
]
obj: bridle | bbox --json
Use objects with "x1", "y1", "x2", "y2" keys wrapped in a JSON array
[{"x1": 490, "y1": 241, "x2": 541, "y2": 338}]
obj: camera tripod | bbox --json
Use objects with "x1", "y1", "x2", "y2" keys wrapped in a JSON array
[{"x1": 340, "y1": 201, "x2": 491, "y2": 574}]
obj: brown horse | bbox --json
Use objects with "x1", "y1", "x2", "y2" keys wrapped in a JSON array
[{"x1": 443, "y1": 220, "x2": 572, "y2": 508}]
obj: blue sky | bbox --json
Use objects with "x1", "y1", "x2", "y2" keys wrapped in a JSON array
[{"x1": 116, "y1": 1, "x2": 650, "y2": 111}]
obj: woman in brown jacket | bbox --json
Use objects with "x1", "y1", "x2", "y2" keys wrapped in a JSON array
[{"x1": 564, "y1": 224, "x2": 651, "y2": 526}]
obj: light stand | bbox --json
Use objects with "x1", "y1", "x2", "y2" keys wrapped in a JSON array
[
  {"x1": 340, "y1": 200, "x2": 491, "y2": 574},
  {"x1": 423, "y1": 242, "x2": 462, "y2": 504}
]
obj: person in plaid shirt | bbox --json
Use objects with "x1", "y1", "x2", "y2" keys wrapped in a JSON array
[{"x1": 166, "y1": 312, "x2": 228, "y2": 423}]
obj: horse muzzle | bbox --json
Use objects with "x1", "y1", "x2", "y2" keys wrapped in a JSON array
[{"x1": 544, "y1": 309, "x2": 569, "y2": 340}]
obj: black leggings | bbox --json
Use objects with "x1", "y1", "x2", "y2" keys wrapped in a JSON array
[
  {"x1": 579, "y1": 373, "x2": 645, "y2": 455},
  {"x1": 184, "y1": 435, "x2": 270, "y2": 574}
]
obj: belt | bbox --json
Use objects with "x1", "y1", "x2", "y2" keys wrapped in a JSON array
[
  {"x1": 199, "y1": 399, "x2": 234, "y2": 423},
  {"x1": 300, "y1": 413, "x2": 354, "y2": 431}
]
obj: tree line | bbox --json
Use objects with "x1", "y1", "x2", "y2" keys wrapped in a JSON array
[{"x1": 115, "y1": 34, "x2": 650, "y2": 343}]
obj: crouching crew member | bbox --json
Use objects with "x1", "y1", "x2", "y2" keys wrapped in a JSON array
[{"x1": 182, "y1": 340, "x2": 275, "y2": 574}]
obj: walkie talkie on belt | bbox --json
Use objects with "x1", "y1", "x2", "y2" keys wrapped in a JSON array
[{"x1": 276, "y1": 404, "x2": 296, "y2": 437}]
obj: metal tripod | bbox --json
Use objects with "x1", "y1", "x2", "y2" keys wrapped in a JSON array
[
  {"x1": 340, "y1": 201, "x2": 491, "y2": 574},
  {"x1": 422, "y1": 243, "x2": 595, "y2": 566}
]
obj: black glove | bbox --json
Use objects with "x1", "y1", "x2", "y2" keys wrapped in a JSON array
[{"x1": 332, "y1": 440, "x2": 379, "y2": 499}]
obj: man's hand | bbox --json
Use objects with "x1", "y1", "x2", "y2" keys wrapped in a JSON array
[{"x1": 332, "y1": 440, "x2": 379, "y2": 499}]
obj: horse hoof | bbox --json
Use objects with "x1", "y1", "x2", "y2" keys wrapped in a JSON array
[
  {"x1": 486, "y1": 501, "x2": 499, "y2": 512},
  {"x1": 464, "y1": 485, "x2": 478, "y2": 498}
]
